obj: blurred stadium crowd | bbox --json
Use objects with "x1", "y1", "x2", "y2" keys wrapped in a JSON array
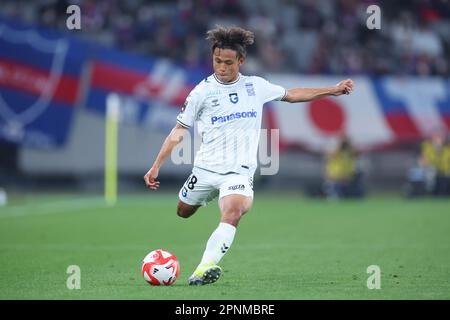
[
  {"x1": 1, "y1": 0, "x2": 450, "y2": 76},
  {"x1": 0, "y1": 0, "x2": 449, "y2": 198}
]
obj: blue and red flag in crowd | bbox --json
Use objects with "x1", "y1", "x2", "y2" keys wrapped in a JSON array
[
  {"x1": 0, "y1": 17, "x2": 88, "y2": 148},
  {"x1": 85, "y1": 45, "x2": 207, "y2": 130}
]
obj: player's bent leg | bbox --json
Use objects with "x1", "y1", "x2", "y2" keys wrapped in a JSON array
[
  {"x1": 176, "y1": 200, "x2": 201, "y2": 219},
  {"x1": 178, "y1": 169, "x2": 218, "y2": 219},
  {"x1": 219, "y1": 194, "x2": 253, "y2": 227}
]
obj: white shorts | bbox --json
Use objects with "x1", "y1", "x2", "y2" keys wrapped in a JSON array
[{"x1": 178, "y1": 167, "x2": 254, "y2": 206}]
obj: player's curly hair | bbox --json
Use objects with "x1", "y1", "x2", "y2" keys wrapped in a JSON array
[{"x1": 206, "y1": 26, "x2": 255, "y2": 59}]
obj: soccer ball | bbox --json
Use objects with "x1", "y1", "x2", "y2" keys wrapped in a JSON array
[{"x1": 141, "y1": 249, "x2": 180, "y2": 286}]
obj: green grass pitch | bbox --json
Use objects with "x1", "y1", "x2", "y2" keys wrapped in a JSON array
[{"x1": 0, "y1": 192, "x2": 449, "y2": 299}]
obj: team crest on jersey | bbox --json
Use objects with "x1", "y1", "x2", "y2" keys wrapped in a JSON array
[
  {"x1": 245, "y1": 83, "x2": 255, "y2": 96},
  {"x1": 229, "y1": 93, "x2": 239, "y2": 104}
]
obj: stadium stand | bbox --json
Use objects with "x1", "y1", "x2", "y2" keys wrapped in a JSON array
[{"x1": 1, "y1": 0, "x2": 449, "y2": 76}]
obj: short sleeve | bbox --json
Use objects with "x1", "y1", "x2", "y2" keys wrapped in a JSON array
[
  {"x1": 255, "y1": 77, "x2": 287, "y2": 103},
  {"x1": 176, "y1": 86, "x2": 203, "y2": 128}
]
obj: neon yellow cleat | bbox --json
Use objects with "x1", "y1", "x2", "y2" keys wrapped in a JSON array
[{"x1": 188, "y1": 263, "x2": 222, "y2": 286}]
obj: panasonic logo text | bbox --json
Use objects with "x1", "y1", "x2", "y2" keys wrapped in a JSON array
[{"x1": 211, "y1": 110, "x2": 257, "y2": 125}]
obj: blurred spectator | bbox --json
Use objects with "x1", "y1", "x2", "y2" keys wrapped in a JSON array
[
  {"x1": 405, "y1": 130, "x2": 450, "y2": 197},
  {"x1": 323, "y1": 136, "x2": 365, "y2": 199},
  {"x1": 0, "y1": 187, "x2": 7, "y2": 206}
]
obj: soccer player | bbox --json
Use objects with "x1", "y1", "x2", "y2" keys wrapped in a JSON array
[{"x1": 144, "y1": 26, "x2": 354, "y2": 285}]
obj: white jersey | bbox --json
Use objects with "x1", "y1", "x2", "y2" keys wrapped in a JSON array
[{"x1": 177, "y1": 73, "x2": 286, "y2": 177}]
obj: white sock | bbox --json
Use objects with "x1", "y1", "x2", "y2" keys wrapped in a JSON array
[{"x1": 198, "y1": 222, "x2": 236, "y2": 267}]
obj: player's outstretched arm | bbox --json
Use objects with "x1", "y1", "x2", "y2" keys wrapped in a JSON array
[
  {"x1": 144, "y1": 123, "x2": 188, "y2": 190},
  {"x1": 283, "y1": 79, "x2": 354, "y2": 103}
]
